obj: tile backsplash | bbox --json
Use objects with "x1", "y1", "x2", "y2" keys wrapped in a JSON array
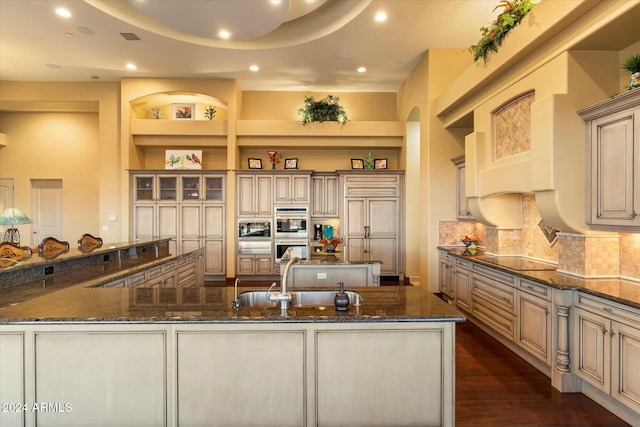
[{"x1": 439, "y1": 194, "x2": 640, "y2": 281}]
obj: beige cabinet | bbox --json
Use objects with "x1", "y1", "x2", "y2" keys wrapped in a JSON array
[
  {"x1": 438, "y1": 251, "x2": 454, "y2": 299},
  {"x1": 131, "y1": 172, "x2": 226, "y2": 279},
  {"x1": 237, "y1": 173, "x2": 273, "y2": 217},
  {"x1": 311, "y1": 173, "x2": 339, "y2": 217},
  {"x1": 579, "y1": 90, "x2": 640, "y2": 227},
  {"x1": 451, "y1": 155, "x2": 473, "y2": 220},
  {"x1": 273, "y1": 173, "x2": 310, "y2": 204},
  {"x1": 573, "y1": 294, "x2": 640, "y2": 415},
  {"x1": 453, "y1": 258, "x2": 472, "y2": 311},
  {"x1": 342, "y1": 173, "x2": 403, "y2": 279},
  {"x1": 470, "y1": 265, "x2": 517, "y2": 341},
  {"x1": 517, "y1": 279, "x2": 552, "y2": 365},
  {"x1": 237, "y1": 254, "x2": 274, "y2": 275}
]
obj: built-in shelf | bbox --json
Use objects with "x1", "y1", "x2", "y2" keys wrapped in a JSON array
[
  {"x1": 131, "y1": 119, "x2": 227, "y2": 136},
  {"x1": 236, "y1": 120, "x2": 404, "y2": 137}
]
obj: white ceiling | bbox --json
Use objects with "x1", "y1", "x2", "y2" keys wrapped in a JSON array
[{"x1": 0, "y1": 0, "x2": 500, "y2": 92}]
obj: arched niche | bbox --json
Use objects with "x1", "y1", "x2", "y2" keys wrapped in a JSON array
[{"x1": 129, "y1": 92, "x2": 228, "y2": 121}]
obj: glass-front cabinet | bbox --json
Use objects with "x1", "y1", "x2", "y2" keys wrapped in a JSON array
[
  {"x1": 134, "y1": 175, "x2": 178, "y2": 203},
  {"x1": 181, "y1": 175, "x2": 202, "y2": 203},
  {"x1": 205, "y1": 176, "x2": 224, "y2": 202}
]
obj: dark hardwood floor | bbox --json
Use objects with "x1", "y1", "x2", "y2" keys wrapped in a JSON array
[
  {"x1": 206, "y1": 280, "x2": 630, "y2": 426},
  {"x1": 456, "y1": 320, "x2": 630, "y2": 427}
]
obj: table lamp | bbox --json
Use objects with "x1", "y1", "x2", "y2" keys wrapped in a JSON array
[{"x1": 0, "y1": 208, "x2": 33, "y2": 245}]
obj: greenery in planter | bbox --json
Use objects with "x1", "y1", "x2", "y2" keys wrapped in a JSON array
[
  {"x1": 297, "y1": 95, "x2": 349, "y2": 125},
  {"x1": 622, "y1": 53, "x2": 640, "y2": 91},
  {"x1": 204, "y1": 105, "x2": 216, "y2": 120},
  {"x1": 469, "y1": 0, "x2": 536, "y2": 64}
]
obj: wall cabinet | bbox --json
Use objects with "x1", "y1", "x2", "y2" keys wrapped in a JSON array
[
  {"x1": 451, "y1": 156, "x2": 473, "y2": 220},
  {"x1": 237, "y1": 173, "x2": 273, "y2": 217},
  {"x1": 311, "y1": 173, "x2": 339, "y2": 218},
  {"x1": 579, "y1": 90, "x2": 640, "y2": 228},
  {"x1": 573, "y1": 294, "x2": 640, "y2": 415},
  {"x1": 342, "y1": 173, "x2": 403, "y2": 279},
  {"x1": 273, "y1": 173, "x2": 311, "y2": 204},
  {"x1": 131, "y1": 171, "x2": 226, "y2": 279}
]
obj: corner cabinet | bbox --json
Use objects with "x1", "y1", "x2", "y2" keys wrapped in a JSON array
[
  {"x1": 131, "y1": 171, "x2": 226, "y2": 279},
  {"x1": 342, "y1": 172, "x2": 404, "y2": 279},
  {"x1": 579, "y1": 90, "x2": 640, "y2": 228}
]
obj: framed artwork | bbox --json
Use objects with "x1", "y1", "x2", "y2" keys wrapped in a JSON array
[
  {"x1": 165, "y1": 150, "x2": 203, "y2": 169},
  {"x1": 172, "y1": 103, "x2": 195, "y2": 120},
  {"x1": 351, "y1": 158, "x2": 364, "y2": 169},
  {"x1": 284, "y1": 158, "x2": 298, "y2": 169},
  {"x1": 374, "y1": 158, "x2": 388, "y2": 169},
  {"x1": 248, "y1": 158, "x2": 262, "y2": 169}
]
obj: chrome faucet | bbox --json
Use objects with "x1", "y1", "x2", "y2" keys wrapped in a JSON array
[
  {"x1": 266, "y1": 256, "x2": 300, "y2": 312},
  {"x1": 232, "y1": 278, "x2": 240, "y2": 310}
]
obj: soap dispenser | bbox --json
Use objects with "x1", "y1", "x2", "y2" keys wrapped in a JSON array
[{"x1": 334, "y1": 282, "x2": 350, "y2": 311}]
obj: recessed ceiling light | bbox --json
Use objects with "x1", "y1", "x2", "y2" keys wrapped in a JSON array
[
  {"x1": 357, "y1": 67, "x2": 367, "y2": 73},
  {"x1": 126, "y1": 63, "x2": 137, "y2": 70},
  {"x1": 55, "y1": 8, "x2": 71, "y2": 18},
  {"x1": 46, "y1": 63, "x2": 61, "y2": 69},
  {"x1": 375, "y1": 11, "x2": 387, "y2": 22},
  {"x1": 64, "y1": 32, "x2": 74, "y2": 38},
  {"x1": 270, "y1": 0, "x2": 282, "y2": 4},
  {"x1": 218, "y1": 30, "x2": 231, "y2": 40},
  {"x1": 249, "y1": 65, "x2": 260, "y2": 72},
  {"x1": 77, "y1": 26, "x2": 95, "y2": 35}
]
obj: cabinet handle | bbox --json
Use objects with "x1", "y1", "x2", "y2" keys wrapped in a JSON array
[
  {"x1": 633, "y1": 211, "x2": 638, "y2": 219},
  {"x1": 603, "y1": 307, "x2": 613, "y2": 313},
  {"x1": 601, "y1": 325, "x2": 608, "y2": 335},
  {"x1": 364, "y1": 225, "x2": 370, "y2": 239}
]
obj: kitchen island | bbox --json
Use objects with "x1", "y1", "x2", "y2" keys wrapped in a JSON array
[
  {"x1": 280, "y1": 258, "x2": 382, "y2": 287},
  {"x1": 0, "y1": 283, "x2": 464, "y2": 427}
]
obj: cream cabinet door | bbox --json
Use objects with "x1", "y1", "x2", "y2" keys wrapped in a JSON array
[
  {"x1": 133, "y1": 204, "x2": 156, "y2": 241},
  {"x1": 574, "y1": 308, "x2": 610, "y2": 394},
  {"x1": 611, "y1": 320, "x2": 640, "y2": 414},
  {"x1": 517, "y1": 292, "x2": 551, "y2": 365},
  {"x1": 454, "y1": 267, "x2": 471, "y2": 311},
  {"x1": 274, "y1": 174, "x2": 310, "y2": 204}
]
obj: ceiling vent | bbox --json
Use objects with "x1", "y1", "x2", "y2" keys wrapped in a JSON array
[{"x1": 120, "y1": 32, "x2": 141, "y2": 41}]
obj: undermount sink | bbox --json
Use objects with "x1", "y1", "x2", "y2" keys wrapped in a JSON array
[{"x1": 236, "y1": 289, "x2": 362, "y2": 308}]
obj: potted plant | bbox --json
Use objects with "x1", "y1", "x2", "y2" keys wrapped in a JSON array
[
  {"x1": 469, "y1": 0, "x2": 535, "y2": 64},
  {"x1": 622, "y1": 53, "x2": 640, "y2": 91},
  {"x1": 297, "y1": 95, "x2": 349, "y2": 125},
  {"x1": 204, "y1": 105, "x2": 216, "y2": 120}
]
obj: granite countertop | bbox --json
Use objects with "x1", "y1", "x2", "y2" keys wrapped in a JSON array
[
  {"x1": 440, "y1": 246, "x2": 640, "y2": 310},
  {"x1": 0, "y1": 285, "x2": 465, "y2": 324}
]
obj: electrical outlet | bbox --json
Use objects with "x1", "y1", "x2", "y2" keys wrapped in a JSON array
[
  {"x1": 44, "y1": 266, "x2": 54, "y2": 275},
  {"x1": 103, "y1": 254, "x2": 110, "y2": 262},
  {"x1": 317, "y1": 272, "x2": 327, "y2": 279}
]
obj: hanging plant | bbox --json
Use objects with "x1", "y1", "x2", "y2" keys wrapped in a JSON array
[
  {"x1": 297, "y1": 95, "x2": 349, "y2": 125},
  {"x1": 469, "y1": 0, "x2": 536, "y2": 64}
]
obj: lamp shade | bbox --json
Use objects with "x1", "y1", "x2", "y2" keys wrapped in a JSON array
[{"x1": 0, "y1": 208, "x2": 33, "y2": 226}]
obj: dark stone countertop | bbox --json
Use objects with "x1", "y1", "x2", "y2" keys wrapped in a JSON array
[
  {"x1": 0, "y1": 285, "x2": 465, "y2": 324},
  {"x1": 439, "y1": 246, "x2": 640, "y2": 310}
]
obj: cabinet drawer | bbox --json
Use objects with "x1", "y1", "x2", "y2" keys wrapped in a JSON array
[
  {"x1": 519, "y1": 279, "x2": 551, "y2": 301},
  {"x1": 127, "y1": 271, "x2": 148, "y2": 287},
  {"x1": 163, "y1": 260, "x2": 177, "y2": 272},
  {"x1": 471, "y1": 273, "x2": 516, "y2": 314},
  {"x1": 576, "y1": 293, "x2": 640, "y2": 326},
  {"x1": 471, "y1": 294, "x2": 517, "y2": 341},
  {"x1": 102, "y1": 278, "x2": 126, "y2": 288},
  {"x1": 177, "y1": 264, "x2": 197, "y2": 288},
  {"x1": 472, "y1": 264, "x2": 516, "y2": 286},
  {"x1": 455, "y1": 258, "x2": 472, "y2": 270},
  {"x1": 147, "y1": 265, "x2": 164, "y2": 280}
]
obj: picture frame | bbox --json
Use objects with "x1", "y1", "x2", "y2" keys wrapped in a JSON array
[
  {"x1": 374, "y1": 158, "x2": 388, "y2": 169},
  {"x1": 248, "y1": 158, "x2": 262, "y2": 169},
  {"x1": 284, "y1": 158, "x2": 298, "y2": 169},
  {"x1": 172, "y1": 103, "x2": 195, "y2": 120},
  {"x1": 165, "y1": 149, "x2": 202, "y2": 170},
  {"x1": 351, "y1": 158, "x2": 364, "y2": 169}
]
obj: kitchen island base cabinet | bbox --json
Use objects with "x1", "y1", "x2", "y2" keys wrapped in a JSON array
[
  {"x1": 0, "y1": 322, "x2": 456, "y2": 427},
  {"x1": 286, "y1": 262, "x2": 381, "y2": 287}
]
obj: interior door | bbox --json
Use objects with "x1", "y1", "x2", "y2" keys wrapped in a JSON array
[
  {"x1": 31, "y1": 179, "x2": 63, "y2": 245},
  {"x1": 0, "y1": 178, "x2": 13, "y2": 213}
]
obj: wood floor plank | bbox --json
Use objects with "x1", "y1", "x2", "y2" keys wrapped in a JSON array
[{"x1": 456, "y1": 321, "x2": 631, "y2": 427}]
